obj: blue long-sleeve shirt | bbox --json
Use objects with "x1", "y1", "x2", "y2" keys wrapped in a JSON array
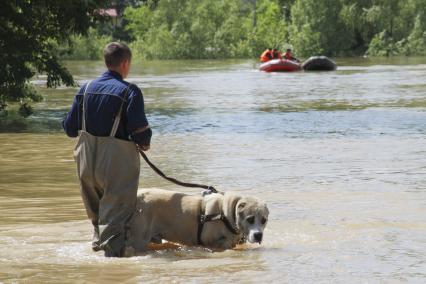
[{"x1": 62, "y1": 70, "x2": 152, "y2": 145}]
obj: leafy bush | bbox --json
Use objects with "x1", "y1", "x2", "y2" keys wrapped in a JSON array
[
  {"x1": 366, "y1": 31, "x2": 395, "y2": 56},
  {"x1": 398, "y1": 15, "x2": 426, "y2": 55},
  {"x1": 57, "y1": 29, "x2": 112, "y2": 60}
]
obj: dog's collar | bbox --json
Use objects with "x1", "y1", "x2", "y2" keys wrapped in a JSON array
[{"x1": 197, "y1": 201, "x2": 241, "y2": 246}]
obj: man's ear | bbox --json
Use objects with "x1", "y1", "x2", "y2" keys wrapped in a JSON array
[
  {"x1": 120, "y1": 59, "x2": 130, "y2": 76},
  {"x1": 124, "y1": 59, "x2": 131, "y2": 68}
]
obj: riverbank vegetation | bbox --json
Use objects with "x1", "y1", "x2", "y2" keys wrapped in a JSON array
[
  {"x1": 123, "y1": 0, "x2": 426, "y2": 59},
  {"x1": 1, "y1": 0, "x2": 425, "y2": 115},
  {"x1": 58, "y1": 0, "x2": 426, "y2": 60}
]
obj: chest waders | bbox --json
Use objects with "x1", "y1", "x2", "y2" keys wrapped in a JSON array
[{"x1": 73, "y1": 82, "x2": 140, "y2": 257}]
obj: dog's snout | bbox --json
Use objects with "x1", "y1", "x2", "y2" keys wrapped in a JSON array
[{"x1": 254, "y1": 232, "x2": 263, "y2": 243}]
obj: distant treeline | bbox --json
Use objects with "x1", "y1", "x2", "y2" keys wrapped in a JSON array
[
  {"x1": 61, "y1": 0, "x2": 426, "y2": 60},
  {"x1": 1, "y1": 0, "x2": 424, "y2": 117}
]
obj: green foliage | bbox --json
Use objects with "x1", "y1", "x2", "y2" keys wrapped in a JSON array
[
  {"x1": 122, "y1": 0, "x2": 426, "y2": 59},
  {"x1": 290, "y1": 0, "x2": 355, "y2": 57},
  {"x1": 339, "y1": 0, "x2": 426, "y2": 56},
  {"x1": 126, "y1": 0, "x2": 291, "y2": 59},
  {"x1": 1, "y1": 0, "x2": 424, "y2": 113},
  {"x1": 367, "y1": 31, "x2": 395, "y2": 56},
  {"x1": 400, "y1": 15, "x2": 426, "y2": 55},
  {"x1": 0, "y1": 1, "x2": 104, "y2": 115},
  {"x1": 250, "y1": 0, "x2": 288, "y2": 55},
  {"x1": 56, "y1": 29, "x2": 112, "y2": 60}
]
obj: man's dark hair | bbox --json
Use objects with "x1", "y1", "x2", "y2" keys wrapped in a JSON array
[
  {"x1": 286, "y1": 48, "x2": 292, "y2": 52},
  {"x1": 103, "y1": 42, "x2": 132, "y2": 68}
]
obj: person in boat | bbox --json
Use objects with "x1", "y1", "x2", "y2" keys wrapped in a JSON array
[
  {"x1": 283, "y1": 48, "x2": 300, "y2": 62},
  {"x1": 260, "y1": 48, "x2": 273, "y2": 62},
  {"x1": 271, "y1": 48, "x2": 282, "y2": 60},
  {"x1": 62, "y1": 42, "x2": 152, "y2": 257}
]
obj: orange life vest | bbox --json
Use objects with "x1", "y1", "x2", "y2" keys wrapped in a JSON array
[{"x1": 260, "y1": 50, "x2": 272, "y2": 62}]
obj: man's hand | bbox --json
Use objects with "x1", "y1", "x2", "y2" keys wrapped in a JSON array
[
  {"x1": 137, "y1": 144, "x2": 150, "y2": 152},
  {"x1": 132, "y1": 125, "x2": 152, "y2": 152}
]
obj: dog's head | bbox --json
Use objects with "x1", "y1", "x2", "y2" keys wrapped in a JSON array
[
  {"x1": 236, "y1": 197, "x2": 269, "y2": 244},
  {"x1": 222, "y1": 193, "x2": 269, "y2": 244}
]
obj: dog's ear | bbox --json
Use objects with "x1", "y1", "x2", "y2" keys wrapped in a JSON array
[
  {"x1": 222, "y1": 193, "x2": 242, "y2": 222},
  {"x1": 204, "y1": 193, "x2": 222, "y2": 216}
]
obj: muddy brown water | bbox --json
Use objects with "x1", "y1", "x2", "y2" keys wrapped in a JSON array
[{"x1": 1, "y1": 58, "x2": 426, "y2": 283}]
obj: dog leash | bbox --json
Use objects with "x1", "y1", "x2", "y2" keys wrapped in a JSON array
[{"x1": 138, "y1": 149, "x2": 219, "y2": 194}]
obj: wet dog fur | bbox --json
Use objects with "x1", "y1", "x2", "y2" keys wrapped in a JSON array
[{"x1": 124, "y1": 188, "x2": 269, "y2": 255}]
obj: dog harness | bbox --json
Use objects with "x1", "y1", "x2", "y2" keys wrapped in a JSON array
[{"x1": 197, "y1": 200, "x2": 241, "y2": 246}]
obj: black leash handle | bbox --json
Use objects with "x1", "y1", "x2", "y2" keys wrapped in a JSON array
[{"x1": 139, "y1": 150, "x2": 218, "y2": 193}]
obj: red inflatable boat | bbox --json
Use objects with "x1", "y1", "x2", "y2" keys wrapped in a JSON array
[{"x1": 259, "y1": 59, "x2": 302, "y2": 72}]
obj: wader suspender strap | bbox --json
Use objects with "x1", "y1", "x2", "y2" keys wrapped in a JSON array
[
  {"x1": 81, "y1": 81, "x2": 131, "y2": 136},
  {"x1": 110, "y1": 85, "x2": 132, "y2": 137},
  {"x1": 197, "y1": 201, "x2": 240, "y2": 245},
  {"x1": 82, "y1": 81, "x2": 92, "y2": 132}
]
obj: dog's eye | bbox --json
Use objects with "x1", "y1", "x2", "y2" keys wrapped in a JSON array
[
  {"x1": 261, "y1": 217, "x2": 267, "y2": 225},
  {"x1": 238, "y1": 202, "x2": 246, "y2": 209},
  {"x1": 246, "y1": 216, "x2": 255, "y2": 224}
]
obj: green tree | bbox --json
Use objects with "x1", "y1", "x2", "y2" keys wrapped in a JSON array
[
  {"x1": 96, "y1": 0, "x2": 146, "y2": 41},
  {"x1": 0, "y1": 1, "x2": 104, "y2": 116},
  {"x1": 126, "y1": 0, "x2": 242, "y2": 59},
  {"x1": 289, "y1": 0, "x2": 352, "y2": 57},
  {"x1": 339, "y1": 0, "x2": 377, "y2": 53},
  {"x1": 126, "y1": 0, "x2": 292, "y2": 59},
  {"x1": 400, "y1": 13, "x2": 426, "y2": 55},
  {"x1": 40, "y1": 0, "x2": 426, "y2": 62},
  {"x1": 339, "y1": 0, "x2": 425, "y2": 56},
  {"x1": 250, "y1": 0, "x2": 288, "y2": 55},
  {"x1": 50, "y1": 28, "x2": 112, "y2": 61}
]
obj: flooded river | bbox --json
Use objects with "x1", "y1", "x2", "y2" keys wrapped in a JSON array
[{"x1": 1, "y1": 58, "x2": 426, "y2": 283}]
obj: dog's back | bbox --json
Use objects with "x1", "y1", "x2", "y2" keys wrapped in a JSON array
[{"x1": 126, "y1": 188, "x2": 202, "y2": 251}]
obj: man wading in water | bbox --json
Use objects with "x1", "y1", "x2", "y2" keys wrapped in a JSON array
[{"x1": 62, "y1": 42, "x2": 152, "y2": 257}]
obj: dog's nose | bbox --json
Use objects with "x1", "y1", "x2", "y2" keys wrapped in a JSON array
[{"x1": 254, "y1": 232, "x2": 263, "y2": 243}]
